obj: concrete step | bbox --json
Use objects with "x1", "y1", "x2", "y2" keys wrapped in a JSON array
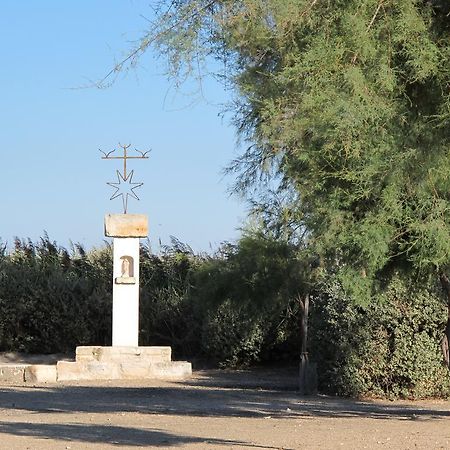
[
  {"x1": 24, "y1": 365, "x2": 57, "y2": 383},
  {"x1": 0, "y1": 346, "x2": 192, "y2": 383},
  {"x1": 76, "y1": 346, "x2": 172, "y2": 363},
  {"x1": 0, "y1": 364, "x2": 28, "y2": 383},
  {"x1": 57, "y1": 360, "x2": 192, "y2": 381},
  {"x1": 0, "y1": 364, "x2": 57, "y2": 383}
]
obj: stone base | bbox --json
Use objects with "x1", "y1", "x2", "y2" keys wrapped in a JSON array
[
  {"x1": 0, "y1": 364, "x2": 58, "y2": 383},
  {"x1": 0, "y1": 347, "x2": 192, "y2": 383},
  {"x1": 56, "y1": 346, "x2": 192, "y2": 382},
  {"x1": 0, "y1": 364, "x2": 28, "y2": 383},
  {"x1": 25, "y1": 364, "x2": 57, "y2": 383}
]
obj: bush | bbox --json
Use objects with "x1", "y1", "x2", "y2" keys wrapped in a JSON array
[
  {"x1": 201, "y1": 300, "x2": 265, "y2": 367},
  {"x1": 310, "y1": 275, "x2": 450, "y2": 399},
  {"x1": 139, "y1": 241, "x2": 204, "y2": 358},
  {"x1": 0, "y1": 237, "x2": 112, "y2": 353},
  {"x1": 188, "y1": 235, "x2": 303, "y2": 367},
  {"x1": 2, "y1": 234, "x2": 449, "y2": 400},
  {"x1": 139, "y1": 236, "x2": 303, "y2": 367}
]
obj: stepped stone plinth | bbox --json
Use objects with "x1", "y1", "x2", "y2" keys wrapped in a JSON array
[
  {"x1": 0, "y1": 346, "x2": 191, "y2": 383},
  {"x1": 56, "y1": 346, "x2": 191, "y2": 381}
]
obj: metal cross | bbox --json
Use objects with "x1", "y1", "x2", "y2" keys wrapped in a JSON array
[{"x1": 100, "y1": 143, "x2": 150, "y2": 214}]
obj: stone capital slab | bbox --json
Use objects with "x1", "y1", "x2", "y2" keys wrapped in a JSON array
[{"x1": 105, "y1": 214, "x2": 148, "y2": 237}]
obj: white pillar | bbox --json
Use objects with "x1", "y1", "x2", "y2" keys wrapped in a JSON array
[
  {"x1": 105, "y1": 214, "x2": 148, "y2": 348},
  {"x1": 112, "y1": 237, "x2": 140, "y2": 346}
]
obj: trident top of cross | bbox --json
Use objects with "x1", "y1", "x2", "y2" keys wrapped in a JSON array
[{"x1": 100, "y1": 143, "x2": 150, "y2": 214}]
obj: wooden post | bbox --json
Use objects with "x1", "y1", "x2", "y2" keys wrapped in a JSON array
[
  {"x1": 439, "y1": 273, "x2": 450, "y2": 368},
  {"x1": 298, "y1": 293, "x2": 309, "y2": 395}
]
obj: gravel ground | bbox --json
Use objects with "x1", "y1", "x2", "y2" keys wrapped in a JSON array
[{"x1": 0, "y1": 367, "x2": 449, "y2": 449}]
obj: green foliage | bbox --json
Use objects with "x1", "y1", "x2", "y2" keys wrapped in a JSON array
[
  {"x1": 201, "y1": 297, "x2": 299, "y2": 367},
  {"x1": 201, "y1": 300, "x2": 265, "y2": 367},
  {"x1": 0, "y1": 235, "x2": 301, "y2": 368},
  {"x1": 311, "y1": 275, "x2": 450, "y2": 399},
  {"x1": 137, "y1": 233, "x2": 304, "y2": 367},
  {"x1": 1, "y1": 233, "x2": 450, "y2": 398},
  {"x1": 192, "y1": 234, "x2": 304, "y2": 366},
  {"x1": 129, "y1": 0, "x2": 450, "y2": 299},
  {"x1": 0, "y1": 236, "x2": 112, "y2": 353},
  {"x1": 194, "y1": 234, "x2": 303, "y2": 307},
  {"x1": 139, "y1": 239, "x2": 204, "y2": 357}
]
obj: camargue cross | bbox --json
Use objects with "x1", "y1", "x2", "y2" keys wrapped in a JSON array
[
  {"x1": 100, "y1": 143, "x2": 150, "y2": 214},
  {"x1": 100, "y1": 142, "x2": 150, "y2": 346}
]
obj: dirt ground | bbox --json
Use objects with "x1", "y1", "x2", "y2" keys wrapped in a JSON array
[{"x1": 0, "y1": 367, "x2": 449, "y2": 450}]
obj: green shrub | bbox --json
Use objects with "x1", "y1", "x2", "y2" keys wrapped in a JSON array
[
  {"x1": 201, "y1": 300, "x2": 265, "y2": 367},
  {"x1": 139, "y1": 236, "x2": 302, "y2": 366},
  {"x1": 310, "y1": 275, "x2": 450, "y2": 399},
  {"x1": 2, "y1": 234, "x2": 449, "y2": 400},
  {"x1": 0, "y1": 237, "x2": 112, "y2": 353},
  {"x1": 139, "y1": 242, "x2": 203, "y2": 358}
]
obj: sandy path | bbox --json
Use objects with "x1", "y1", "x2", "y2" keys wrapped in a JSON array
[{"x1": 0, "y1": 369, "x2": 449, "y2": 449}]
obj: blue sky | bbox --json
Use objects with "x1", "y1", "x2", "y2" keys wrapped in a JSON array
[{"x1": 0, "y1": 1, "x2": 247, "y2": 253}]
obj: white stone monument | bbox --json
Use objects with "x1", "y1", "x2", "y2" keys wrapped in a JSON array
[{"x1": 52, "y1": 144, "x2": 192, "y2": 382}]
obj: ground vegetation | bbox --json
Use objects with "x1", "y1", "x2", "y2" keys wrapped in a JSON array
[{"x1": 1, "y1": 234, "x2": 449, "y2": 397}]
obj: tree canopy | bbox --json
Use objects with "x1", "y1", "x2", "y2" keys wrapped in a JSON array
[{"x1": 112, "y1": 0, "x2": 450, "y2": 299}]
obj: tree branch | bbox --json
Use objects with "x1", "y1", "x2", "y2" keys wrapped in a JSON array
[
  {"x1": 367, "y1": 0, "x2": 384, "y2": 32},
  {"x1": 300, "y1": 0, "x2": 320, "y2": 19},
  {"x1": 96, "y1": 0, "x2": 217, "y2": 88},
  {"x1": 351, "y1": 0, "x2": 385, "y2": 64}
]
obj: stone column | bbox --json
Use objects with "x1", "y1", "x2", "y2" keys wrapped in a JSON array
[
  {"x1": 112, "y1": 237, "x2": 140, "y2": 346},
  {"x1": 105, "y1": 214, "x2": 148, "y2": 347}
]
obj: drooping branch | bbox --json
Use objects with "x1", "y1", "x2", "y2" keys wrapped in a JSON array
[
  {"x1": 367, "y1": 0, "x2": 385, "y2": 31},
  {"x1": 351, "y1": 0, "x2": 385, "y2": 64},
  {"x1": 97, "y1": 0, "x2": 218, "y2": 88},
  {"x1": 299, "y1": 0, "x2": 320, "y2": 19}
]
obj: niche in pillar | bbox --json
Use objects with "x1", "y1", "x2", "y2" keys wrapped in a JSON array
[{"x1": 115, "y1": 255, "x2": 136, "y2": 284}]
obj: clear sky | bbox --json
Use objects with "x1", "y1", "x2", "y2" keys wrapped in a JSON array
[{"x1": 0, "y1": 1, "x2": 247, "y2": 253}]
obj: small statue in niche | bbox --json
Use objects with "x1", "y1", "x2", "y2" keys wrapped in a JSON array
[
  {"x1": 121, "y1": 257, "x2": 131, "y2": 278},
  {"x1": 115, "y1": 255, "x2": 135, "y2": 284}
]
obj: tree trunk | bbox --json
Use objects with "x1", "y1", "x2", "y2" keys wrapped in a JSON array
[
  {"x1": 439, "y1": 273, "x2": 450, "y2": 368},
  {"x1": 298, "y1": 293, "x2": 310, "y2": 394}
]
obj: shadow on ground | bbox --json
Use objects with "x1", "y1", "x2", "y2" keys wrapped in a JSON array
[
  {"x1": 0, "y1": 422, "x2": 286, "y2": 449},
  {"x1": 0, "y1": 369, "x2": 449, "y2": 447},
  {"x1": 0, "y1": 370, "x2": 448, "y2": 420}
]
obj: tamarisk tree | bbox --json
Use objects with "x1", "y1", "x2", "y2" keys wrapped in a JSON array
[{"x1": 108, "y1": 0, "x2": 450, "y2": 362}]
